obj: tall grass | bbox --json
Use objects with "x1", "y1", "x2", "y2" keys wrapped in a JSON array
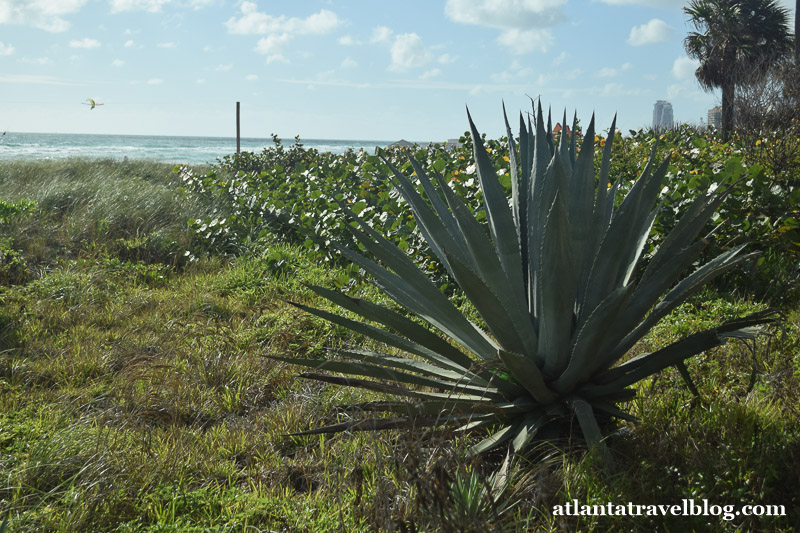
[{"x1": 0, "y1": 159, "x2": 226, "y2": 269}]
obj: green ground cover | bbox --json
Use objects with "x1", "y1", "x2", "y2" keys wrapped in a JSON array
[{"x1": 0, "y1": 123, "x2": 798, "y2": 531}]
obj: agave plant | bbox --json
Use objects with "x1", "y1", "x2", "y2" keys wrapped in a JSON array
[{"x1": 272, "y1": 103, "x2": 777, "y2": 459}]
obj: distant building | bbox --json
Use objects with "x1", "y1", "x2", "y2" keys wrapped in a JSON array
[
  {"x1": 707, "y1": 106, "x2": 722, "y2": 129},
  {"x1": 552, "y1": 123, "x2": 571, "y2": 136},
  {"x1": 653, "y1": 100, "x2": 674, "y2": 130},
  {"x1": 390, "y1": 139, "x2": 414, "y2": 148}
]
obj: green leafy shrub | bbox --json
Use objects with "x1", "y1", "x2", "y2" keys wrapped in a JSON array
[
  {"x1": 622, "y1": 125, "x2": 800, "y2": 302},
  {"x1": 177, "y1": 133, "x2": 514, "y2": 281}
]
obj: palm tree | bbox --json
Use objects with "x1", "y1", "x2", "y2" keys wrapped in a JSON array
[
  {"x1": 795, "y1": 0, "x2": 799, "y2": 62},
  {"x1": 684, "y1": 0, "x2": 792, "y2": 140}
]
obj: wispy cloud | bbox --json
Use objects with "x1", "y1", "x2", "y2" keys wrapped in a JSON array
[
  {"x1": 491, "y1": 60, "x2": 534, "y2": 83},
  {"x1": 110, "y1": 0, "x2": 172, "y2": 13},
  {"x1": 0, "y1": 0, "x2": 86, "y2": 32},
  {"x1": 0, "y1": 74, "x2": 77, "y2": 85},
  {"x1": 338, "y1": 35, "x2": 360, "y2": 46},
  {"x1": 370, "y1": 26, "x2": 393, "y2": 43},
  {"x1": 445, "y1": 0, "x2": 566, "y2": 54},
  {"x1": 69, "y1": 38, "x2": 100, "y2": 49},
  {"x1": 598, "y1": 0, "x2": 684, "y2": 6},
  {"x1": 0, "y1": 42, "x2": 15, "y2": 56},
  {"x1": 226, "y1": 2, "x2": 341, "y2": 64},
  {"x1": 278, "y1": 76, "x2": 533, "y2": 94},
  {"x1": 19, "y1": 56, "x2": 52, "y2": 65},
  {"x1": 596, "y1": 62, "x2": 632, "y2": 77}
]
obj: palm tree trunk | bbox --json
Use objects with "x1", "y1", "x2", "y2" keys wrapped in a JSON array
[
  {"x1": 795, "y1": 0, "x2": 799, "y2": 62},
  {"x1": 721, "y1": 80, "x2": 734, "y2": 141},
  {"x1": 721, "y1": 43, "x2": 736, "y2": 141}
]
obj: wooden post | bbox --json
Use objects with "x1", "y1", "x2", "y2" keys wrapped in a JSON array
[{"x1": 236, "y1": 101, "x2": 241, "y2": 154}]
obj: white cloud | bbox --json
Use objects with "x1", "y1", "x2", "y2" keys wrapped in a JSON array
[
  {"x1": 536, "y1": 68, "x2": 581, "y2": 86},
  {"x1": 111, "y1": 58, "x2": 124, "y2": 67},
  {"x1": 157, "y1": 42, "x2": 176, "y2": 48},
  {"x1": 445, "y1": 0, "x2": 566, "y2": 54},
  {"x1": 600, "y1": 82, "x2": 643, "y2": 97},
  {"x1": 445, "y1": 0, "x2": 566, "y2": 29},
  {"x1": 497, "y1": 28, "x2": 553, "y2": 54},
  {"x1": 0, "y1": 0, "x2": 86, "y2": 32},
  {"x1": 0, "y1": 41, "x2": 14, "y2": 55},
  {"x1": 215, "y1": 63, "x2": 233, "y2": 71},
  {"x1": 598, "y1": 0, "x2": 684, "y2": 6},
  {"x1": 491, "y1": 59, "x2": 533, "y2": 83},
  {"x1": 20, "y1": 56, "x2": 51, "y2": 64},
  {"x1": 338, "y1": 35, "x2": 360, "y2": 46},
  {"x1": 0, "y1": 74, "x2": 75, "y2": 85},
  {"x1": 552, "y1": 51, "x2": 567, "y2": 65},
  {"x1": 110, "y1": 0, "x2": 171, "y2": 13},
  {"x1": 672, "y1": 56, "x2": 699, "y2": 80},
  {"x1": 245, "y1": 74, "x2": 258, "y2": 81},
  {"x1": 124, "y1": 39, "x2": 135, "y2": 47},
  {"x1": 596, "y1": 62, "x2": 632, "y2": 78},
  {"x1": 254, "y1": 33, "x2": 291, "y2": 63},
  {"x1": 420, "y1": 68, "x2": 441, "y2": 79},
  {"x1": 667, "y1": 82, "x2": 712, "y2": 102},
  {"x1": 437, "y1": 53, "x2": 457, "y2": 64},
  {"x1": 389, "y1": 33, "x2": 432, "y2": 71},
  {"x1": 370, "y1": 26, "x2": 393, "y2": 43},
  {"x1": 147, "y1": 78, "x2": 163, "y2": 85},
  {"x1": 341, "y1": 56, "x2": 358, "y2": 68},
  {"x1": 69, "y1": 38, "x2": 100, "y2": 49},
  {"x1": 226, "y1": 3, "x2": 340, "y2": 35},
  {"x1": 627, "y1": 19, "x2": 672, "y2": 46},
  {"x1": 264, "y1": 53, "x2": 289, "y2": 64},
  {"x1": 196, "y1": 78, "x2": 206, "y2": 84},
  {"x1": 226, "y1": 3, "x2": 340, "y2": 62}
]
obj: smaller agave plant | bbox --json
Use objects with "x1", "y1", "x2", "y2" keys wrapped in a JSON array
[{"x1": 272, "y1": 102, "x2": 777, "y2": 460}]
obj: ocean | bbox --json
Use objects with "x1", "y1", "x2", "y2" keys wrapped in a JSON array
[{"x1": 0, "y1": 132, "x2": 394, "y2": 165}]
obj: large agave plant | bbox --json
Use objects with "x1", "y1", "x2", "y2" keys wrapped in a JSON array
[{"x1": 273, "y1": 103, "x2": 777, "y2": 458}]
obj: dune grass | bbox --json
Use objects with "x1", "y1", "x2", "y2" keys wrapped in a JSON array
[
  {"x1": 0, "y1": 159, "x2": 798, "y2": 531},
  {"x1": 0, "y1": 159, "x2": 225, "y2": 271}
]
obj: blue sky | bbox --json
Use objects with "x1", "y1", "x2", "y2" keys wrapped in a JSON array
[{"x1": 0, "y1": 0, "x2": 795, "y2": 141}]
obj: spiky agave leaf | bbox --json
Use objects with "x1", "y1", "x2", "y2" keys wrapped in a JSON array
[{"x1": 272, "y1": 103, "x2": 779, "y2": 460}]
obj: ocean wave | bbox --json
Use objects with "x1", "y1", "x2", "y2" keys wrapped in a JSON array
[{"x1": 0, "y1": 133, "x2": 391, "y2": 164}]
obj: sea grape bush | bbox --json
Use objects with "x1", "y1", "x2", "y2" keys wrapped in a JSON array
[
  {"x1": 175, "y1": 133, "x2": 510, "y2": 284},
  {"x1": 621, "y1": 125, "x2": 800, "y2": 302},
  {"x1": 176, "y1": 124, "x2": 799, "y2": 302}
]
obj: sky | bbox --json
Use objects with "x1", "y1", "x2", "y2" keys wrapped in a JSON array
[{"x1": 0, "y1": 0, "x2": 796, "y2": 141}]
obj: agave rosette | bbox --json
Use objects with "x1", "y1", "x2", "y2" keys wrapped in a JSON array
[{"x1": 272, "y1": 103, "x2": 777, "y2": 457}]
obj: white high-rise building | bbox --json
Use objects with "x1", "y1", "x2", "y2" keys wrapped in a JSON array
[
  {"x1": 708, "y1": 106, "x2": 722, "y2": 129},
  {"x1": 653, "y1": 100, "x2": 674, "y2": 130}
]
